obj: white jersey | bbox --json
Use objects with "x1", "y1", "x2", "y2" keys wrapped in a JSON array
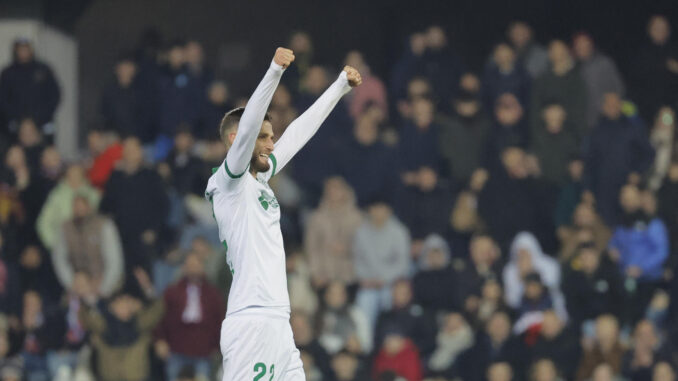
[{"x1": 205, "y1": 60, "x2": 352, "y2": 316}]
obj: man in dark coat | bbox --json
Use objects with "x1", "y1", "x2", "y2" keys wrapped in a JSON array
[
  {"x1": 0, "y1": 39, "x2": 60, "y2": 137},
  {"x1": 584, "y1": 93, "x2": 654, "y2": 225},
  {"x1": 100, "y1": 137, "x2": 169, "y2": 274},
  {"x1": 530, "y1": 40, "x2": 587, "y2": 141},
  {"x1": 100, "y1": 56, "x2": 144, "y2": 139}
]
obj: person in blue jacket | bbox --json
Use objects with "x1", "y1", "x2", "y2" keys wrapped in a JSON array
[{"x1": 609, "y1": 184, "x2": 668, "y2": 324}]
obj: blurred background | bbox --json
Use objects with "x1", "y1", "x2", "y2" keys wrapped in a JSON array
[{"x1": 0, "y1": 0, "x2": 678, "y2": 380}]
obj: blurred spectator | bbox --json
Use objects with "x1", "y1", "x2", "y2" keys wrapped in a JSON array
[
  {"x1": 584, "y1": 93, "x2": 655, "y2": 225},
  {"x1": 478, "y1": 147, "x2": 539, "y2": 249},
  {"x1": 412, "y1": 235, "x2": 457, "y2": 313},
  {"x1": 18, "y1": 291, "x2": 52, "y2": 381},
  {"x1": 282, "y1": 31, "x2": 314, "y2": 96},
  {"x1": 269, "y1": 84, "x2": 298, "y2": 138},
  {"x1": 487, "y1": 362, "x2": 515, "y2": 381},
  {"x1": 530, "y1": 40, "x2": 587, "y2": 140},
  {"x1": 653, "y1": 362, "x2": 676, "y2": 381},
  {"x1": 291, "y1": 65, "x2": 351, "y2": 202},
  {"x1": 503, "y1": 232, "x2": 566, "y2": 320},
  {"x1": 453, "y1": 235, "x2": 501, "y2": 306},
  {"x1": 530, "y1": 310, "x2": 581, "y2": 380},
  {"x1": 648, "y1": 107, "x2": 676, "y2": 191},
  {"x1": 563, "y1": 244, "x2": 624, "y2": 328},
  {"x1": 428, "y1": 312, "x2": 474, "y2": 377},
  {"x1": 630, "y1": 15, "x2": 678, "y2": 122},
  {"x1": 530, "y1": 359, "x2": 564, "y2": 381},
  {"x1": 460, "y1": 312, "x2": 527, "y2": 381},
  {"x1": 184, "y1": 40, "x2": 213, "y2": 108},
  {"x1": 79, "y1": 269, "x2": 163, "y2": 381},
  {"x1": 621, "y1": 320, "x2": 670, "y2": 381},
  {"x1": 507, "y1": 21, "x2": 549, "y2": 79},
  {"x1": 590, "y1": 363, "x2": 627, "y2": 381},
  {"x1": 317, "y1": 281, "x2": 372, "y2": 355},
  {"x1": 531, "y1": 103, "x2": 579, "y2": 187},
  {"x1": 17, "y1": 118, "x2": 45, "y2": 173},
  {"x1": 557, "y1": 202, "x2": 612, "y2": 262},
  {"x1": 515, "y1": 273, "x2": 554, "y2": 334},
  {"x1": 156, "y1": 41, "x2": 201, "y2": 158},
  {"x1": 100, "y1": 137, "x2": 169, "y2": 275},
  {"x1": 398, "y1": 97, "x2": 442, "y2": 179},
  {"x1": 0, "y1": 232, "x2": 21, "y2": 317},
  {"x1": 17, "y1": 245, "x2": 62, "y2": 303},
  {"x1": 291, "y1": 312, "x2": 332, "y2": 379},
  {"x1": 344, "y1": 50, "x2": 388, "y2": 119},
  {"x1": 331, "y1": 350, "x2": 370, "y2": 381},
  {"x1": 305, "y1": 177, "x2": 362, "y2": 288},
  {"x1": 576, "y1": 315, "x2": 625, "y2": 381},
  {"x1": 0, "y1": 39, "x2": 60, "y2": 137},
  {"x1": 197, "y1": 81, "x2": 232, "y2": 139},
  {"x1": 375, "y1": 279, "x2": 436, "y2": 359},
  {"x1": 482, "y1": 43, "x2": 531, "y2": 110},
  {"x1": 51, "y1": 195, "x2": 123, "y2": 298},
  {"x1": 162, "y1": 128, "x2": 208, "y2": 197},
  {"x1": 86, "y1": 129, "x2": 123, "y2": 190},
  {"x1": 0, "y1": 318, "x2": 22, "y2": 379},
  {"x1": 334, "y1": 112, "x2": 396, "y2": 206},
  {"x1": 395, "y1": 167, "x2": 453, "y2": 241},
  {"x1": 36, "y1": 164, "x2": 100, "y2": 250},
  {"x1": 609, "y1": 185, "x2": 668, "y2": 322},
  {"x1": 483, "y1": 94, "x2": 528, "y2": 172},
  {"x1": 391, "y1": 26, "x2": 464, "y2": 106},
  {"x1": 353, "y1": 199, "x2": 410, "y2": 329},
  {"x1": 437, "y1": 89, "x2": 490, "y2": 185},
  {"x1": 657, "y1": 162, "x2": 678, "y2": 270},
  {"x1": 100, "y1": 56, "x2": 143, "y2": 137},
  {"x1": 372, "y1": 327, "x2": 423, "y2": 381},
  {"x1": 154, "y1": 253, "x2": 224, "y2": 381},
  {"x1": 286, "y1": 250, "x2": 318, "y2": 316},
  {"x1": 20, "y1": 146, "x2": 61, "y2": 245},
  {"x1": 572, "y1": 32, "x2": 626, "y2": 129},
  {"x1": 554, "y1": 158, "x2": 585, "y2": 229}
]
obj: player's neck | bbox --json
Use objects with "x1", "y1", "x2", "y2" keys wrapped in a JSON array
[{"x1": 249, "y1": 168, "x2": 259, "y2": 179}]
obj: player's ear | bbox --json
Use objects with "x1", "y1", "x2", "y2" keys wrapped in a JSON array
[{"x1": 228, "y1": 132, "x2": 236, "y2": 145}]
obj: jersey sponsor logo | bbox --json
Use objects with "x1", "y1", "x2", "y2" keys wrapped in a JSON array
[{"x1": 257, "y1": 191, "x2": 279, "y2": 211}]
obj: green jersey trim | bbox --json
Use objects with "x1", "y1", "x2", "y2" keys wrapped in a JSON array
[
  {"x1": 224, "y1": 160, "x2": 248, "y2": 179},
  {"x1": 269, "y1": 153, "x2": 278, "y2": 177}
]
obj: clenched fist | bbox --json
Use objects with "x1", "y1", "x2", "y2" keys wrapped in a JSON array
[
  {"x1": 343, "y1": 65, "x2": 362, "y2": 87},
  {"x1": 274, "y1": 47, "x2": 295, "y2": 69}
]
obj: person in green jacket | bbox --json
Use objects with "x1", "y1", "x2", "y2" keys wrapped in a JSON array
[{"x1": 36, "y1": 164, "x2": 100, "y2": 249}]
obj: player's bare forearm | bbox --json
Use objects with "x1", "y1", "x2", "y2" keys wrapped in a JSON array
[
  {"x1": 272, "y1": 66, "x2": 362, "y2": 173},
  {"x1": 226, "y1": 48, "x2": 295, "y2": 175}
]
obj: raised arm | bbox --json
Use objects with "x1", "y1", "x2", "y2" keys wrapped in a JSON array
[
  {"x1": 225, "y1": 48, "x2": 295, "y2": 177},
  {"x1": 270, "y1": 66, "x2": 362, "y2": 175}
]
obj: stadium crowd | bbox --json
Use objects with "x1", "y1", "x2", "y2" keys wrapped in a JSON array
[{"x1": 1, "y1": 13, "x2": 678, "y2": 381}]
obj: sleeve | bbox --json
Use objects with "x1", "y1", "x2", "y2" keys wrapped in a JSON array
[
  {"x1": 267, "y1": 71, "x2": 352, "y2": 178},
  {"x1": 638, "y1": 220, "x2": 669, "y2": 273},
  {"x1": 79, "y1": 303, "x2": 107, "y2": 334},
  {"x1": 137, "y1": 298, "x2": 165, "y2": 331},
  {"x1": 50, "y1": 226, "x2": 74, "y2": 290},
  {"x1": 223, "y1": 61, "x2": 285, "y2": 182},
  {"x1": 353, "y1": 229, "x2": 370, "y2": 281},
  {"x1": 36, "y1": 192, "x2": 59, "y2": 249},
  {"x1": 98, "y1": 219, "x2": 124, "y2": 297},
  {"x1": 304, "y1": 214, "x2": 326, "y2": 280}
]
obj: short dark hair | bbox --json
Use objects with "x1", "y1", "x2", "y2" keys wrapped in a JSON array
[{"x1": 219, "y1": 107, "x2": 272, "y2": 143}]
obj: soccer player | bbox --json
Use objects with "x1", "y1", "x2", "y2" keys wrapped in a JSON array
[{"x1": 205, "y1": 47, "x2": 362, "y2": 380}]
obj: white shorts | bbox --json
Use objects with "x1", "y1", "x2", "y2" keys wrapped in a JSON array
[{"x1": 220, "y1": 309, "x2": 305, "y2": 381}]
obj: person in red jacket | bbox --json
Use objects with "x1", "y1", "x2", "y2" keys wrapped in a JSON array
[
  {"x1": 154, "y1": 253, "x2": 225, "y2": 381},
  {"x1": 86, "y1": 129, "x2": 123, "y2": 190},
  {"x1": 373, "y1": 327, "x2": 423, "y2": 381}
]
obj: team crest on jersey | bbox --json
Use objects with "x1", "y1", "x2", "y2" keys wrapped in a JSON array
[{"x1": 258, "y1": 191, "x2": 279, "y2": 211}]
